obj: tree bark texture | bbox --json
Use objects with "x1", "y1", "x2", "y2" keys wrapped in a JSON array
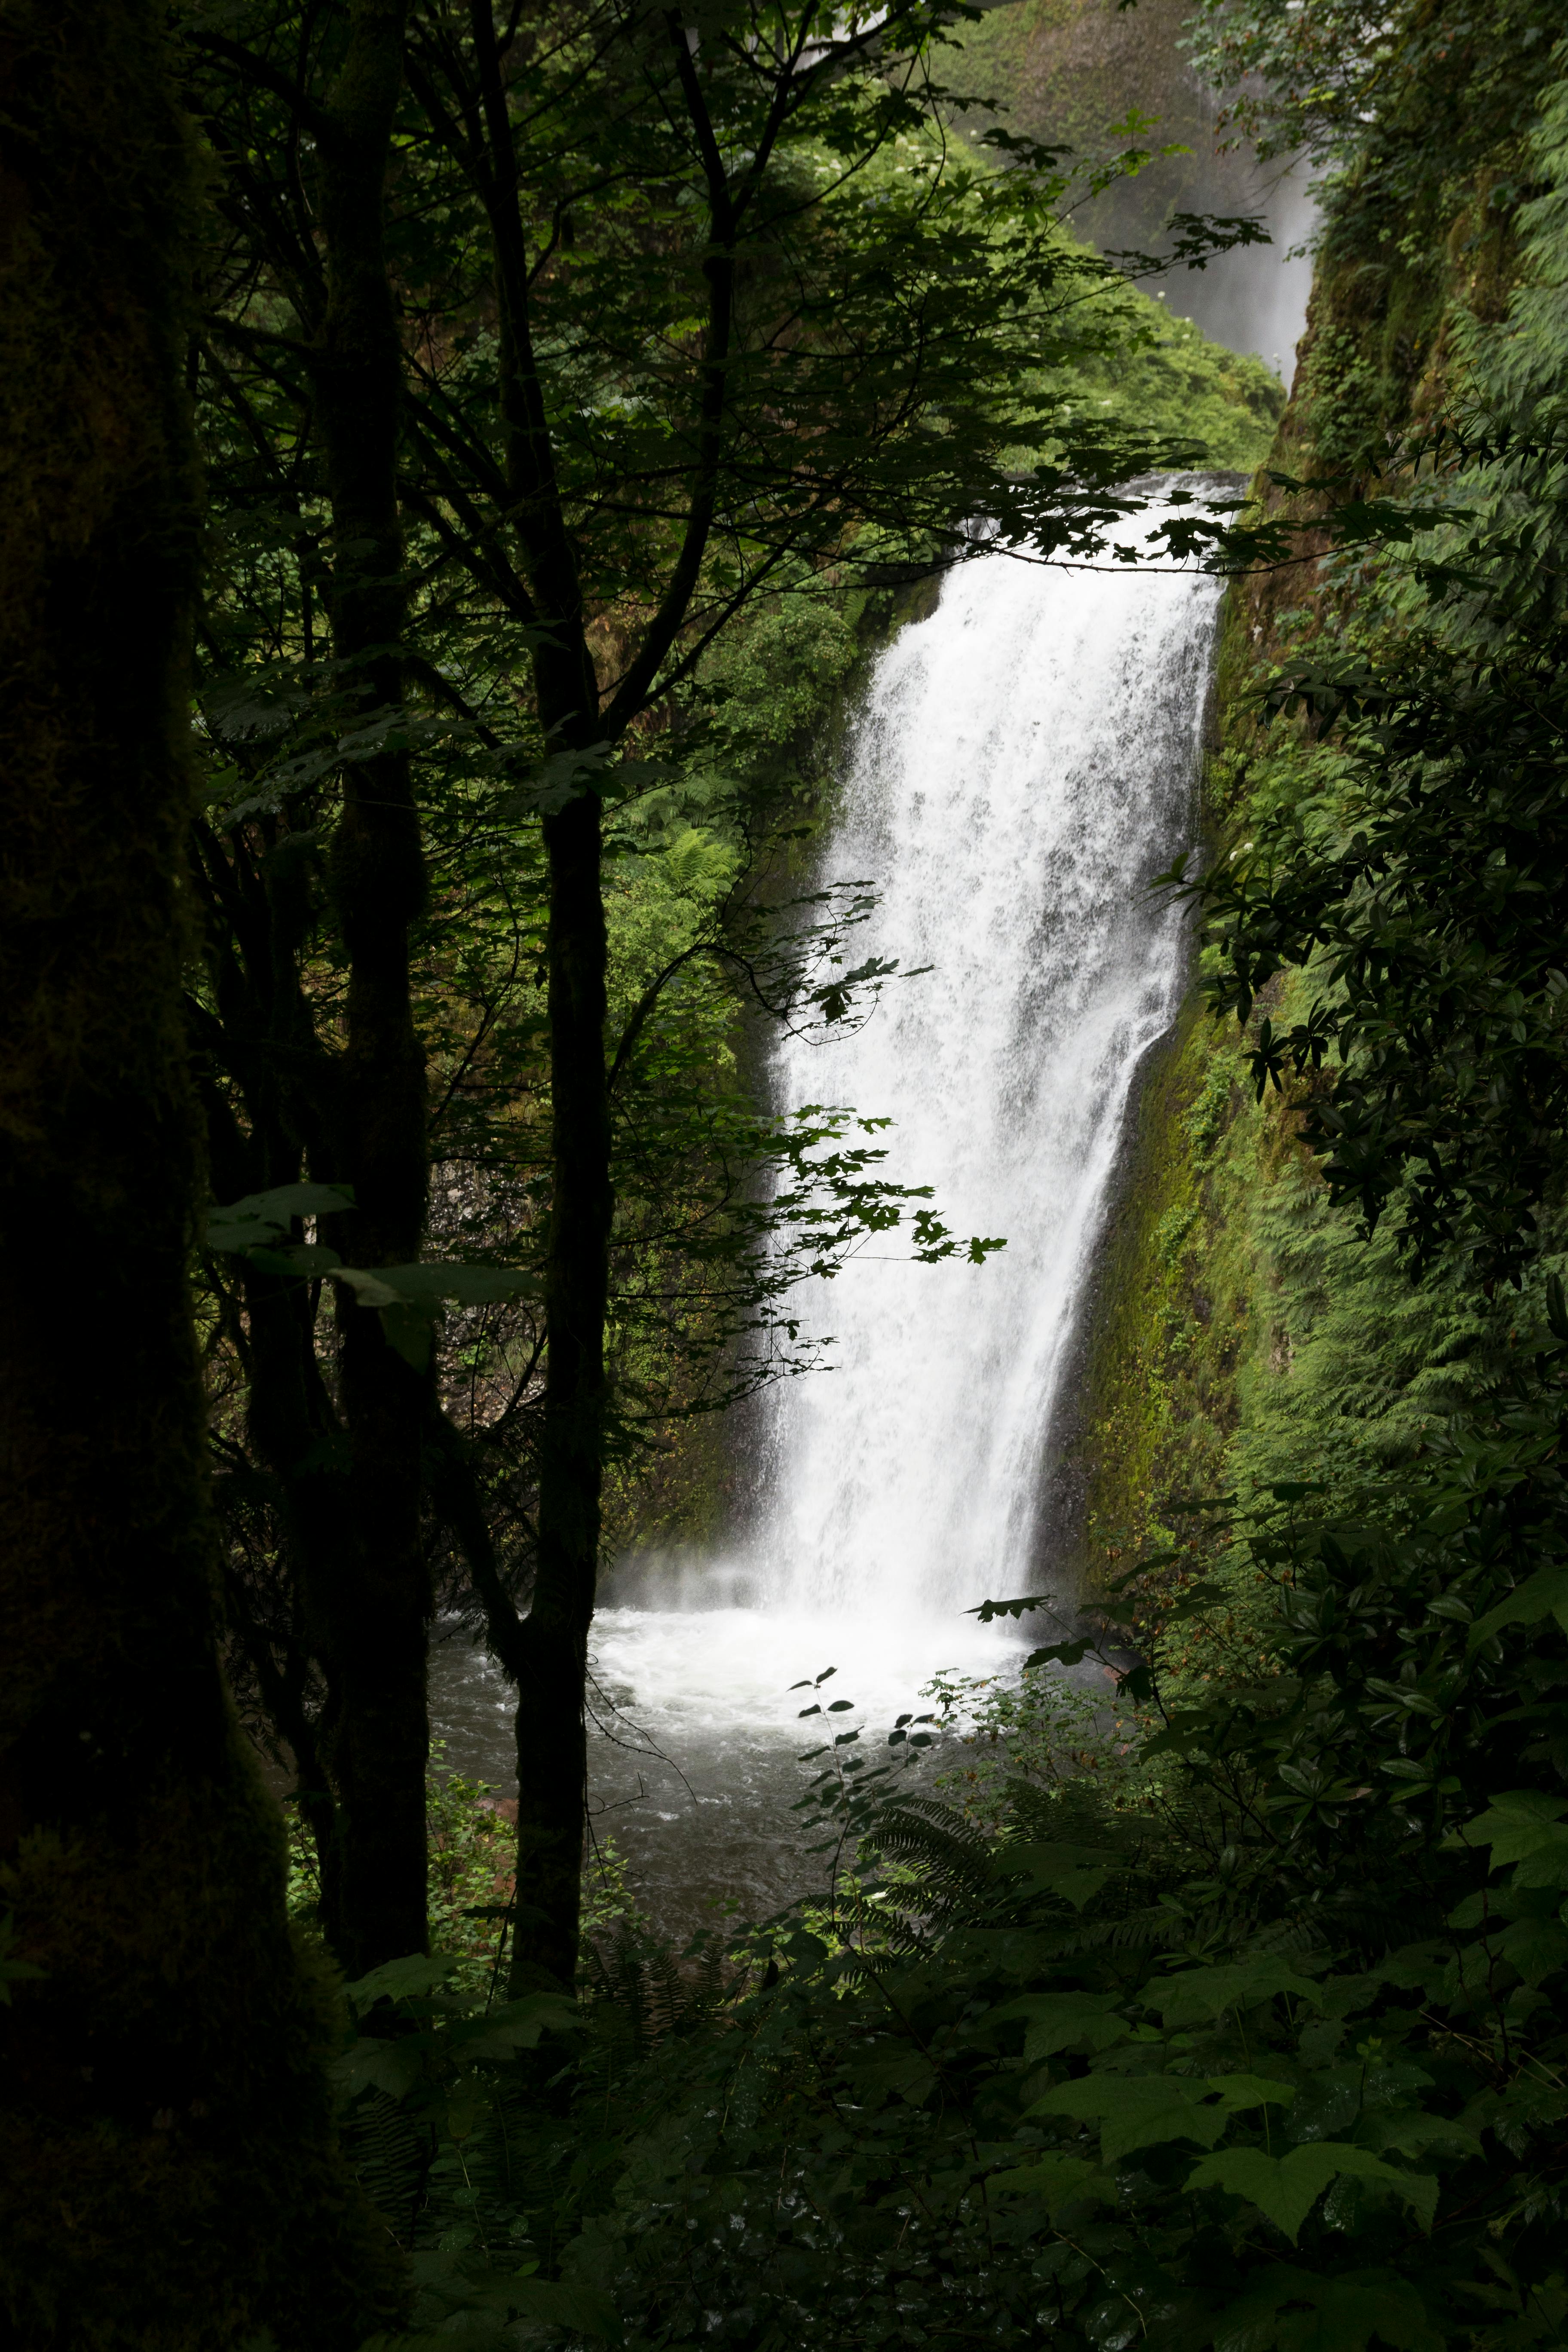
[
  {"x1": 0, "y1": 4, "x2": 407, "y2": 2342},
  {"x1": 313, "y1": 0, "x2": 431, "y2": 1976}
]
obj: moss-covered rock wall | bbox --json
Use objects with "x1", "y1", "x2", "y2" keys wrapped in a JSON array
[{"x1": 1063, "y1": 54, "x2": 1556, "y2": 1593}]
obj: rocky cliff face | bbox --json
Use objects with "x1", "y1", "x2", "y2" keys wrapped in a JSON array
[
  {"x1": 951, "y1": 0, "x2": 1314, "y2": 369},
  {"x1": 1065, "y1": 15, "x2": 1566, "y2": 1600}
]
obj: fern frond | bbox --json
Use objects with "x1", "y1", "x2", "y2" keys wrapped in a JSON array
[{"x1": 343, "y1": 2088, "x2": 431, "y2": 2246}]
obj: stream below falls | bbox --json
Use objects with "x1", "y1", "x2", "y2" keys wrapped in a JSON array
[{"x1": 432, "y1": 489, "x2": 1227, "y2": 1941}]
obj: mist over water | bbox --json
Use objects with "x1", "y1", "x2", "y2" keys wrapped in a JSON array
[
  {"x1": 433, "y1": 495, "x2": 1225, "y2": 1934},
  {"x1": 1155, "y1": 159, "x2": 1316, "y2": 381}
]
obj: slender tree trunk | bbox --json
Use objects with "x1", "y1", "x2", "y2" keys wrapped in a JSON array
[
  {"x1": 0, "y1": 4, "x2": 406, "y2": 2341},
  {"x1": 511, "y1": 786, "x2": 613, "y2": 1989},
  {"x1": 453, "y1": 0, "x2": 616, "y2": 1989},
  {"x1": 414, "y1": 9, "x2": 735, "y2": 1991},
  {"x1": 312, "y1": 0, "x2": 431, "y2": 1975}
]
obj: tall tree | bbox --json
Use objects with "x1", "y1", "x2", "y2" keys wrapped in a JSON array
[
  {"x1": 0, "y1": 3, "x2": 406, "y2": 2339},
  {"x1": 309, "y1": 0, "x2": 431, "y2": 1977},
  {"x1": 181, "y1": 0, "x2": 432, "y2": 1974}
]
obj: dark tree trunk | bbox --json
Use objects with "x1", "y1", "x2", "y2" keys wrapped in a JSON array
[
  {"x1": 0, "y1": 3, "x2": 407, "y2": 2341},
  {"x1": 511, "y1": 787, "x2": 613, "y2": 1990},
  {"x1": 450, "y1": 0, "x2": 616, "y2": 1988},
  {"x1": 312, "y1": 0, "x2": 431, "y2": 1975},
  {"x1": 451, "y1": 3, "x2": 736, "y2": 1989}
]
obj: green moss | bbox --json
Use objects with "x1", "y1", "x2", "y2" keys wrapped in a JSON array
[
  {"x1": 1069, "y1": 995, "x2": 1262, "y2": 1579},
  {"x1": 1067, "y1": 54, "x2": 1553, "y2": 1609}
]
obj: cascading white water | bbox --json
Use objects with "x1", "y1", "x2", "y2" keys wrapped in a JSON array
[
  {"x1": 752, "y1": 496, "x2": 1224, "y2": 1621},
  {"x1": 432, "y1": 487, "x2": 1226, "y2": 1933}
]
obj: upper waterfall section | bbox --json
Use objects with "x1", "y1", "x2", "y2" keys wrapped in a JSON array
[{"x1": 755, "y1": 490, "x2": 1225, "y2": 1621}]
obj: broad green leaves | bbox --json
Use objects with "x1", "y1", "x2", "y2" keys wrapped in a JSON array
[
  {"x1": 205, "y1": 1185, "x2": 538, "y2": 1366},
  {"x1": 1028, "y1": 2073, "x2": 1232, "y2": 2162},
  {"x1": 1154, "y1": 1958, "x2": 1324, "y2": 2030},
  {"x1": 1206, "y1": 2074, "x2": 1298, "y2": 2113},
  {"x1": 328, "y1": 1262, "x2": 540, "y2": 1368},
  {"x1": 993, "y1": 1989, "x2": 1129, "y2": 2061},
  {"x1": 1467, "y1": 1570, "x2": 1568, "y2": 1649},
  {"x1": 986, "y1": 2152, "x2": 1116, "y2": 2216},
  {"x1": 1187, "y1": 2144, "x2": 1438, "y2": 2244},
  {"x1": 361, "y1": 2260, "x2": 623, "y2": 2348},
  {"x1": 1452, "y1": 1789, "x2": 1568, "y2": 1874},
  {"x1": 204, "y1": 1181, "x2": 355, "y2": 1253}
]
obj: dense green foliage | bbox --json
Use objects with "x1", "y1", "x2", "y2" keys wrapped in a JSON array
[
  {"x1": 1188, "y1": 0, "x2": 1565, "y2": 195},
  {"x1": 1047, "y1": 288, "x2": 1286, "y2": 472}
]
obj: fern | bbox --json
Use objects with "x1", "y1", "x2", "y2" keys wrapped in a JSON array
[{"x1": 343, "y1": 2088, "x2": 431, "y2": 2248}]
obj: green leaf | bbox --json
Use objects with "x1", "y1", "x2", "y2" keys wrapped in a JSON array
[
  {"x1": 397, "y1": 2251, "x2": 622, "y2": 2343},
  {"x1": 333, "y1": 2038, "x2": 425, "y2": 2102},
  {"x1": 1468, "y1": 1568, "x2": 1568, "y2": 1648},
  {"x1": 1205, "y1": 2074, "x2": 1297, "y2": 2112},
  {"x1": 1028, "y1": 2073, "x2": 1229, "y2": 2161},
  {"x1": 324, "y1": 1260, "x2": 537, "y2": 1367},
  {"x1": 991, "y1": 1841, "x2": 1116, "y2": 1885},
  {"x1": 985, "y1": 2152, "x2": 1115, "y2": 2214},
  {"x1": 1451, "y1": 1789, "x2": 1568, "y2": 1870},
  {"x1": 460, "y1": 1991, "x2": 581, "y2": 2061},
  {"x1": 205, "y1": 1181, "x2": 354, "y2": 1252},
  {"x1": 1186, "y1": 2142, "x2": 1438, "y2": 2243},
  {"x1": 510, "y1": 2278, "x2": 622, "y2": 2343},
  {"x1": 1155, "y1": 1957, "x2": 1324, "y2": 2029},
  {"x1": 1362, "y1": 2111, "x2": 1483, "y2": 2162},
  {"x1": 994, "y1": 1990, "x2": 1130, "y2": 2062},
  {"x1": 330, "y1": 1260, "x2": 539, "y2": 1315},
  {"x1": 371, "y1": 1262, "x2": 539, "y2": 1307},
  {"x1": 1512, "y1": 1828, "x2": 1568, "y2": 1888},
  {"x1": 1053, "y1": 1868, "x2": 1110, "y2": 1910},
  {"x1": 243, "y1": 1242, "x2": 342, "y2": 1279},
  {"x1": 846, "y1": 2047, "x2": 939, "y2": 2104},
  {"x1": 344, "y1": 1953, "x2": 459, "y2": 2009},
  {"x1": 1493, "y1": 1916, "x2": 1568, "y2": 1984},
  {"x1": 327, "y1": 1265, "x2": 407, "y2": 1310}
]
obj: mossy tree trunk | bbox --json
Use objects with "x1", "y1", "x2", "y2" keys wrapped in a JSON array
[{"x1": 0, "y1": 3, "x2": 407, "y2": 2343}]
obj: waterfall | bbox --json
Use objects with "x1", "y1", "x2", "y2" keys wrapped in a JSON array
[
  {"x1": 753, "y1": 496, "x2": 1224, "y2": 1622},
  {"x1": 432, "y1": 487, "x2": 1227, "y2": 1935}
]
